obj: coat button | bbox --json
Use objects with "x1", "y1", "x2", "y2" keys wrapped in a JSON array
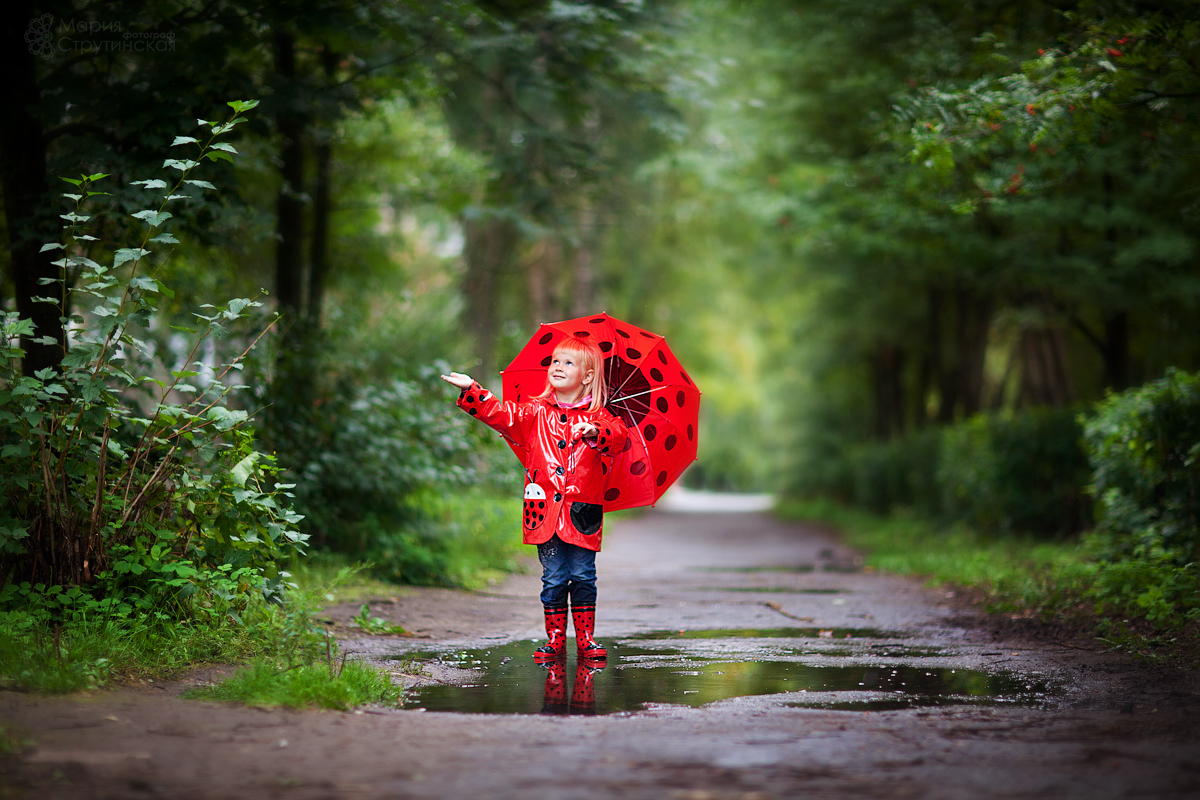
[
  {"x1": 557, "y1": 440, "x2": 566, "y2": 449},
  {"x1": 556, "y1": 466, "x2": 564, "y2": 475},
  {"x1": 560, "y1": 413, "x2": 568, "y2": 422},
  {"x1": 554, "y1": 493, "x2": 562, "y2": 502}
]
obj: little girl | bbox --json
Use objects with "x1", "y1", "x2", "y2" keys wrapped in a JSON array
[{"x1": 442, "y1": 336, "x2": 628, "y2": 661}]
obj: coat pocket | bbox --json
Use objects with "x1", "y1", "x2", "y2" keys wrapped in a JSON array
[{"x1": 569, "y1": 502, "x2": 603, "y2": 537}]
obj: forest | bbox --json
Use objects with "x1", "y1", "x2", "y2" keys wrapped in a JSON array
[{"x1": 1, "y1": 0, "x2": 1198, "y2": 696}]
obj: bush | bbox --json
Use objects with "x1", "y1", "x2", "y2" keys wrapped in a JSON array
[
  {"x1": 1083, "y1": 368, "x2": 1200, "y2": 624},
  {"x1": 846, "y1": 427, "x2": 941, "y2": 517},
  {"x1": 803, "y1": 407, "x2": 1089, "y2": 538},
  {"x1": 0, "y1": 100, "x2": 304, "y2": 619},
  {"x1": 940, "y1": 406, "x2": 1092, "y2": 537}
]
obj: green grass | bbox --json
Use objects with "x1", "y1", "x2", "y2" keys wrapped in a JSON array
[
  {"x1": 775, "y1": 498, "x2": 1095, "y2": 614},
  {"x1": 776, "y1": 498, "x2": 1200, "y2": 663},
  {"x1": 0, "y1": 610, "x2": 276, "y2": 693},
  {"x1": 184, "y1": 657, "x2": 401, "y2": 709}
]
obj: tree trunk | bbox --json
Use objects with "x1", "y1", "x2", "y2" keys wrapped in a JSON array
[
  {"x1": 307, "y1": 47, "x2": 337, "y2": 329},
  {"x1": 274, "y1": 28, "x2": 306, "y2": 325},
  {"x1": 870, "y1": 345, "x2": 905, "y2": 439},
  {"x1": 1, "y1": 0, "x2": 63, "y2": 375},
  {"x1": 462, "y1": 214, "x2": 518, "y2": 380},
  {"x1": 1017, "y1": 324, "x2": 1075, "y2": 408},
  {"x1": 308, "y1": 138, "x2": 330, "y2": 327},
  {"x1": 571, "y1": 196, "x2": 596, "y2": 317},
  {"x1": 526, "y1": 236, "x2": 563, "y2": 325},
  {"x1": 1102, "y1": 311, "x2": 1130, "y2": 391},
  {"x1": 956, "y1": 288, "x2": 992, "y2": 416}
]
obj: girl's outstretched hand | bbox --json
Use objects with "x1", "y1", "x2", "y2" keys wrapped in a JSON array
[
  {"x1": 441, "y1": 372, "x2": 474, "y2": 389},
  {"x1": 571, "y1": 421, "x2": 599, "y2": 440}
]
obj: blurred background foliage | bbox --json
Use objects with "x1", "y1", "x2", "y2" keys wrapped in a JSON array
[{"x1": 1, "y1": 0, "x2": 1198, "y2": 639}]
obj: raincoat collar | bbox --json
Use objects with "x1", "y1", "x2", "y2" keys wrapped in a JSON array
[{"x1": 552, "y1": 393, "x2": 592, "y2": 410}]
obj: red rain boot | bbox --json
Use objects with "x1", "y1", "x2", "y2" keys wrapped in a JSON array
[
  {"x1": 571, "y1": 604, "x2": 607, "y2": 661},
  {"x1": 534, "y1": 606, "x2": 568, "y2": 661},
  {"x1": 569, "y1": 660, "x2": 602, "y2": 715},
  {"x1": 540, "y1": 659, "x2": 568, "y2": 715}
]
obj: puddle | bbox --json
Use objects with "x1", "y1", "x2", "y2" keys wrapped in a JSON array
[
  {"x1": 711, "y1": 587, "x2": 849, "y2": 594},
  {"x1": 692, "y1": 565, "x2": 816, "y2": 573},
  {"x1": 397, "y1": 638, "x2": 1051, "y2": 716},
  {"x1": 625, "y1": 627, "x2": 907, "y2": 640}
]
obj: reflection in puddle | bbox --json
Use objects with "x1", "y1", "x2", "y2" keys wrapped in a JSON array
[
  {"x1": 625, "y1": 627, "x2": 907, "y2": 640},
  {"x1": 692, "y1": 565, "x2": 816, "y2": 573},
  {"x1": 712, "y1": 587, "x2": 849, "y2": 594},
  {"x1": 399, "y1": 638, "x2": 1052, "y2": 716}
]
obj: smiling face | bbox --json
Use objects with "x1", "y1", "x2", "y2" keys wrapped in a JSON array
[{"x1": 547, "y1": 348, "x2": 594, "y2": 403}]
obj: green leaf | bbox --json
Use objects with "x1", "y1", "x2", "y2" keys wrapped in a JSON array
[
  {"x1": 131, "y1": 179, "x2": 169, "y2": 189},
  {"x1": 226, "y1": 100, "x2": 260, "y2": 113},
  {"x1": 183, "y1": 180, "x2": 217, "y2": 190},
  {"x1": 60, "y1": 177, "x2": 83, "y2": 187},
  {"x1": 59, "y1": 213, "x2": 91, "y2": 223},
  {"x1": 84, "y1": 173, "x2": 110, "y2": 182},
  {"x1": 162, "y1": 159, "x2": 198, "y2": 171},
  {"x1": 231, "y1": 452, "x2": 258, "y2": 487},
  {"x1": 203, "y1": 151, "x2": 235, "y2": 163},
  {"x1": 163, "y1": 194, "x2": 191, "y2": 202},
  {"x1": 39, "y1": 243, "x2": 65, "y2": 253},
  {"x1": 171, "y1": 136, "x2": 200, "y2": 146},
  {"x1": 150, "y1": 233, "x2": 180, "y2": 244},
  {"x1": 131, "y1": 210, "x2": 172, "y2": 228},
  {"x1": 196, "y1": 118, "x2": 211, "y2": 127},
  {"x1": 113, "y1": 248, "x2": 151, "y2": 267},
  {"x1": 130, "y1": 276, "x2": 159, "y2": 293},
  {"x1": 208, "y1": 143, "x2": 238, "y2": 154},
  {"x1": 62, "y1": 193, "x2": 82, "y2": 201}
]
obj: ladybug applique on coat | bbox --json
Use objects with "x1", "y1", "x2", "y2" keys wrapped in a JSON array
[{"x1": 457, "y1": 381, "x2": 628, "y2": 551}]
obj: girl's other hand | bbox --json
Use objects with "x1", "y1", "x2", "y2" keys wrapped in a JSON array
[
  {"x1": 571, "y1": 421, "x2": 598, "y2": 440},
  {"x1": 441, "y1": 372, "x2": 474, "y2": 389}
]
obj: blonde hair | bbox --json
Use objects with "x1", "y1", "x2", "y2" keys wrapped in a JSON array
[{"x1": 534, "y1": 336, "x2": 607, "y2": 412}]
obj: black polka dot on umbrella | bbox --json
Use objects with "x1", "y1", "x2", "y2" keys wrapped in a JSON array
[
  {"x1": 677, "y1": 390, "x2": 686, "y2": 407},
  {"x1": 574, "y1": 330, "x2": 590, "y2": 337},
  {"x1": 468, "y1": 408, "x2": 478, "y2": 415},
  {"x1": 650, "y1": 368, "x2": 663, "y2": 382},
  {"x1": 656, "y1": 397, "x2": 669, "y2": 413},
  {"x1": 626, "y1": 348, "x2": 642, "y2": 360},
  {"x1": 687, "y1": 424, "x2": 694, "y2": 441},
  {"x1": 539, "y1": 332, "x2": 554, "y2": 345},
  {"x1": 621, "y1": 438, "x2": 633, "y2": 453},
  {"x1": 539, "y1": 501, "x2": 546, "y2": 509},
  {"x1": 600, "y1": 341, "x2": 613, "y2": 352},
  {"x1": 604, "y1": 488, "x2": 620, "y2": 502},
  {"x1": 644, "y1": 424, "x2": 657, "y2": 442},
  {"x1": 616, "y1": 329, "x2": 630, "y2": 338},
  {"x1": 681, "y1": 371, "x2": 692, "y2": 384},
  {"x1": 466, "y1": 395, "x2": 474, "y2": 403},
  {"x1": 601, "y1": 463, "x2": 607, "y2": 475},
  {"x1": 630, "y1": 460, "x2": 647, "y2": 476},
  {"x1": 665, "y1": 435, "x2": 676, "y2": 451},
  {"x1": 657, "y1": 350, "x2": 668, "y2": 365},
  {"x1": 541, "y1": 356, "x2": 552, "y2": 367},
  {"x1": 589, "y1": 317, "x2": 605, "y2": 323},
  {"x1": 640, "y1": 331, "x2": 656, "y2": 339},
  {"x1": 656, "y1": 471, "x2": 668, "y2": 486}
]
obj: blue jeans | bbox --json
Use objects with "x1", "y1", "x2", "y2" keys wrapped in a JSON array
[{"x1": 537, "y1": 535, "x2": 597, "y2": 608}]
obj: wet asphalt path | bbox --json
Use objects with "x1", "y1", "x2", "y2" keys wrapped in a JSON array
[{"x1": 3, "y1": 501, "x2": 1198, "y2": 799}]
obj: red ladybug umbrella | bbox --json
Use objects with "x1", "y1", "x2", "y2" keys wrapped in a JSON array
[{"x1": 501, "y1": 313, "x2": 700, "y2": 511}]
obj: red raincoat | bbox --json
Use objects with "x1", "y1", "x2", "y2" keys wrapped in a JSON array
[{"x1": 457, "y1": 381, "x2": 629, "y2": 551}]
